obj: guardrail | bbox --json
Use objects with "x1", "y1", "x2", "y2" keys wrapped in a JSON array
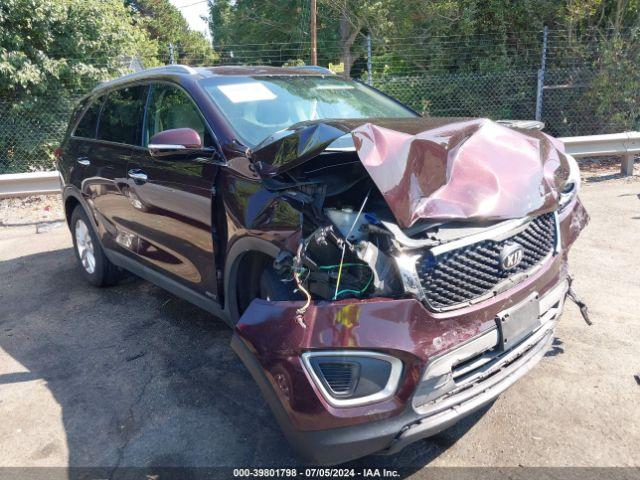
[
  {"x1": 560, "y1": 131, "x2": 640, "y2": 176},
  {"x1": 0, "y1": 131, "x2": 637, "y2": 198},
  {"x1": 0, "y1": 171, "x2": 61, "y2": 198}
]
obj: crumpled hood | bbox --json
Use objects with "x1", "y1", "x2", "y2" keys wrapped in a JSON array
[{"x1": 251, "y1": 117, "x2": 570, "y2": 228}]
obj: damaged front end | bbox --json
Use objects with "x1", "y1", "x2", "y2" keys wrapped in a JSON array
[{"x1": 231, "y1": 117, "x2": 589, "y2": 464}]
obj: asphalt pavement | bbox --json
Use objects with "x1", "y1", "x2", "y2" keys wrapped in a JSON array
[{"x1": 0, "y1": 175, "x2": 639, "y2": 472}]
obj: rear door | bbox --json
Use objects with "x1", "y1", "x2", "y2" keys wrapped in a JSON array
[
  {"x1": 64, "y1": 96, "x2": 104, "y2": 192},
  {"x1": 124, "y1": 83, "x2": 220, "y2": 299}
]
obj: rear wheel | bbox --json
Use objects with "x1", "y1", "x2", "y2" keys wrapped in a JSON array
[{"x1": 70, "y1": 206, "x2": 122, "y2": 287}]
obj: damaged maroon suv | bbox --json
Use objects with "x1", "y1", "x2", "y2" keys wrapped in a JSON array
[{"x1": 57, "y1": 65, "x2": 588, "y2": 464}]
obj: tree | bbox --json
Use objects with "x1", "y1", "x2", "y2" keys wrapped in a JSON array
[
  {"x1": 209, "y1": 0, "x2": 303, "y2": 62},
  {"x1": 317, "y1": 0, "x2": 393, "y2": 77},
  {"x1": 209, "y1": 0, "x2": 234, "y2": 48},
  {"x1": 0, "y1": 0, "x2": 159, "y2": 173},
  {"x1": 0, "y1": 0, "x2": 159, "y2": 98},
  {"x1": 126, "y1": 0, "x2": 217, "y2": 65}
]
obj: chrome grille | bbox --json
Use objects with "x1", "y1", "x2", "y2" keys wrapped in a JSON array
[{"x1": 416, "y1": 212, "x2": 556, "y2": 309}]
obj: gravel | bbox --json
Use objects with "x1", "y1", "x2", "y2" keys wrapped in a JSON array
[{"x1": 0, "y1": 194, "x2": 64, "y2": 227}]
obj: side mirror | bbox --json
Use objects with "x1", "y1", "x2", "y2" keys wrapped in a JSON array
[{"x1": 148, "y1": 128, "x2": 203, "y2": 157}]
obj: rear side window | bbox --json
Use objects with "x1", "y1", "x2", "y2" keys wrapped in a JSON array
[
  {"x1": 144, "y1": 84, "x2": 213, "y2": 147},
  {"x1": 97, "y1": 85, "x2": 148, "y2": 145},
  {"x1": 73, "y1": 98, "x2": 103, "y2": 138}
]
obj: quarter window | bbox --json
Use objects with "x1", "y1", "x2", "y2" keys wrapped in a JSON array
[
  {"x1": 97, "y1": 85, "x2": 148, "y2": 145},
  {"x1": 144, "y1": 84, "x2": 212, "y2": 147},
  {"x1": 73, "y1": 97, "x2": 103, "y2": 138}
]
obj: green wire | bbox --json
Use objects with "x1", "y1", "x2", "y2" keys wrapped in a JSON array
[
  {"x1": 318, "y1": 263, "x2": 369, "y2": 270},
  {"x1": 317, "y1": 263, "x2": 374, "y2": 299},
  {"x1": 336, "y1": 272, "x2": 374, "y2": 298}
]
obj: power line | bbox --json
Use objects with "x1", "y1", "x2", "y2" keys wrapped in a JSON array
[{"x1": 175, "y1": 0, "x2": 208, "y2": 9}]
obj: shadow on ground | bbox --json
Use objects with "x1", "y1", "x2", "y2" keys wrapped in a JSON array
[
  {"x1": 584, "y1": 172, "x2": 637, "y2": 183},
  {"x1": 0, "y1": 247, "x2": 489, "y2": 475}
]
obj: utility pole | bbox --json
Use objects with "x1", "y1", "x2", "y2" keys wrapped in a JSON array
[
  {"x1": 310, "y1": 0, "x2": 317, "y2": 65},
  {"x1": 535, "y1": 26, "x2": 548, "y2": 122},
  {"x1": 366, "y1": 34, "x2": 372, "y2": 86},
  {"x1": 169, "y1": 43, "x2": 176, "y2": 65}
]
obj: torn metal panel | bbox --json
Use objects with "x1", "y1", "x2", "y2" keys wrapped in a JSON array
[
  {"x1": 250, "y1": 117, "x2": 470, "y2": 174},
  {"x1": 559, "y1": 197, "x2": 590, "y2": 250},
  {"x1": 352, "y1": 119, "x2": 571, "y2": 227},
  {"x1": 251, "y1": 122, "x2": 351, "y2": 174},
  {"x1": 252, "y1": 117, "x2": 572, "y2": 228}
]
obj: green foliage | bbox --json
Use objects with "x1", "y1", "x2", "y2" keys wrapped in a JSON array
[
  {"x1": 283, "y1": 58, "x2": 306, "y2": 67},
  {"x1": 365, "y1": 0, "x2": 563, "y2": 75},
  {"x1": 0, "y1": 96, "x2": 75, "y2": 172},
  {"x1": 0, "y1": 0, "x2": 160, "y2": 173},
  {"x1": 210, "y1": 0, "x2": 301, "y2": 47},
  {"x1": 0, "y1": 0, "x2": 159, "y2": 98},
  {"x1": 209, "y1": 0, "x2": 311, "y2": 67},
  {"x1": 126, "y1": 0, "x2": 217, "y2": 65},
  {"x1": 373, "y1": 69, "x2": 537, "y2": 120},
  {"x1": 0, "y1": 0, "x2": 217, "y2": 173},
  {"x1": 583, "y1": 31, "x2": 640, "y2": 133}
]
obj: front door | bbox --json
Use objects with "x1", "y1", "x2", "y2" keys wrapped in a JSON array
[{"x1": 124, "y1": 83, "x2": 219, "y2": 300}]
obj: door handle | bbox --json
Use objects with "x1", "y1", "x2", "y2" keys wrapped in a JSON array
[
  {"x1": 128, "y1": 169, "x2": 148, "y2": 183},
  {"x1": 76, "y1": 157, "x2": 90, "y2": 166}
]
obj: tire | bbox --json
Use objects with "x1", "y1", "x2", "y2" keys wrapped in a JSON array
[
  {"x1": 70, "y1": 206, "x2": 122, "y2": 287},
  {"x1": 259, "y1": 266, "x2": 300, "y2": 301},
  {"x1": 232, "y1": 256, "x2": 302, "y2": 325}
]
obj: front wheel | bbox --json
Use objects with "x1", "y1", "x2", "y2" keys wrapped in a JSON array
[
  {"x1": 259, "y1": 266, "x2": 301, "y2": 301},
  {"x1": 70, "y1": 206, "x2": 122, "y2": 287}
]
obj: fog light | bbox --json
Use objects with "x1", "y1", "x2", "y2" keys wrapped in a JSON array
[{"x1": 302, "y1": 350, "x2": 403, "y2": 407}]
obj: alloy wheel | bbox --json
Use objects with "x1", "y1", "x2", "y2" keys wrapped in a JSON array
[{"x1": 75, "y1": 218, "x2": 96, "y2": 274}]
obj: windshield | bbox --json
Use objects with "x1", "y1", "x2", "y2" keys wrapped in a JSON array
[{"x1": 200, "y1": 76, "x2": 417, "y2": 146}]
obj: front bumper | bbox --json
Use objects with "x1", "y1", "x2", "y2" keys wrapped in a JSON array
[
  {"x1": 232, "y1": 198, "x2": 588, "y2": 464},
  {"x1": 386, "y1": 278, "x2": 567, "y2": 455},
  {"x1": 233, "y1": 277, "x2": 567, "y2": 464}
]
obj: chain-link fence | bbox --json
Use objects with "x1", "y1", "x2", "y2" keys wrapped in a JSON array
[
  {"x1": 0, "y1": 96, "x2": 79, "y2": 174},
  {"x1": 372, "y1": 67, "x2": 628, "y2": 138},
  {"x1": 374, "y1": 70, "x2": 538, "y2": 126},
  {"x1": 2, "y1": 30, "x2": 639, "y2": 174}
]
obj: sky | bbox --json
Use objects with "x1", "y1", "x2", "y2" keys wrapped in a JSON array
[{"x1": 169, "y1": 0, "x2": 211, "y2": 40}]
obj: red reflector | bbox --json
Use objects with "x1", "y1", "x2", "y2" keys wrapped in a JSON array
[{"x1": 54, "y1": 147, "x2": 62, "y2": 160}]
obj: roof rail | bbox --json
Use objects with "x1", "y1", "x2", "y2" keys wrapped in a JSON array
[
  {"x1": 154, "y1": 65, "x2": 199, "y2": 75},
  {"x1": 94, "y1": 64, "x2": 198, "y2": 91},
  {"x1": 290, "y1": 65, "x2": 335, "y2": 75}
]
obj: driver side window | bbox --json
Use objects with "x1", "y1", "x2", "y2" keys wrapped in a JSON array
[{"x1": 144, "y1": 84, "x2": 213, "y2": 147}]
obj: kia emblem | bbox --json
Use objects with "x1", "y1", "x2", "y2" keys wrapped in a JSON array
[{"x1": 500, "y1": 242, "x2": 524, "y2": 270}]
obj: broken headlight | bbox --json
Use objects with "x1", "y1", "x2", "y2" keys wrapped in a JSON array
[
  {"x1": 393, "y1": 253, "x2": 424, "y2": 301},
  {"x1": 301, "y1": 350, "x2": 403, "y2": 407},
  {"x1": 559, "y1": 154, "x2": 580, "y2": 209}
]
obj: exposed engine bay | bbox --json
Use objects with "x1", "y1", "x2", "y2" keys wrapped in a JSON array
[
  {"x1": 269, "y1": 153, "x2": 404, "y2": 305},
  {"x1": 250, "y1": 117, "x2": 581, "y2": 309}
]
